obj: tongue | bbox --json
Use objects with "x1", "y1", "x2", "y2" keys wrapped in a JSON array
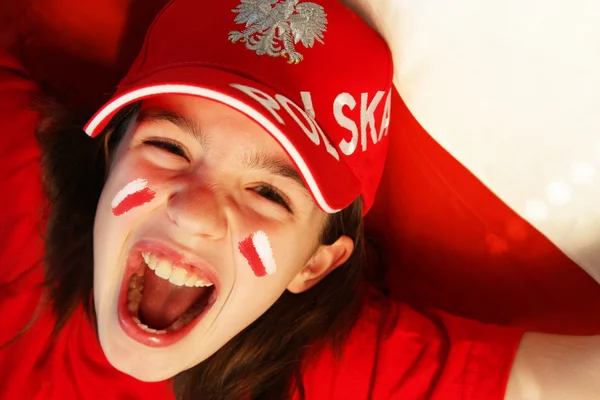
[{"x1": 140, "y1": 267, "x2": 208, "y2": 330}]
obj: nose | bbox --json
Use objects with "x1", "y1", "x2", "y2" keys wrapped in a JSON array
[{"x1": 165, "y1": 182, "x2": 228, "y2": 239}]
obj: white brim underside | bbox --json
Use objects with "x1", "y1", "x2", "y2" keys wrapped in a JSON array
[{"x1": 85, "y1": 84, "x2": 338, "y2": 214}]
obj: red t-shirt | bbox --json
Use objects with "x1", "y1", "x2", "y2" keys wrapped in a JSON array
[{"x1": 0, "y1": 51, "x2": 523, "y2": 400}]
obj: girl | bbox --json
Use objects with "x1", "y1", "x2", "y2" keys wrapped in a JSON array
[{"x1": 2, "y1": 0, "x2": 600, "y2": 399}]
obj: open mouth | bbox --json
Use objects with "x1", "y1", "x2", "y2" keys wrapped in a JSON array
[{"x1": 118, "y1": 243, "x2": 218, "y2": 347}]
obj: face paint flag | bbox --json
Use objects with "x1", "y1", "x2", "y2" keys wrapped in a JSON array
[
  {"x1": 111, "y1": 179, "x2": 156, "y2": 216},
  {"x1": 238, "y1": 231, "x2": 277, "y2": 277}
]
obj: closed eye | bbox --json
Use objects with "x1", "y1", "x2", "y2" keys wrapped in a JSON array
[
  {"x1": 251, "y1": 184, "x2": 292, "y2": 213},
  {"x1": 143, "y1": 139, "x2": 189, "y2": 161}
]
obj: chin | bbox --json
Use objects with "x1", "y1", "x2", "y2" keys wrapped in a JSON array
[
  {"x1": 97, "y1": 314, "x2": 189, "y2": 382},
  {"x1": 92, "y1": 238, "x2": 224, "y2": 382}
]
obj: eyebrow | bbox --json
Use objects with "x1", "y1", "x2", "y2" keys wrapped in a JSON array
[
  {"x1": 138, "y1": 107, "x2": 308, "y2": 192},
  {"x1": 241, "y1": 152, "x2": 308, "y2": 192},
  {"x1": 137, "y1": 107, "x2": 207, "y2": 146}
]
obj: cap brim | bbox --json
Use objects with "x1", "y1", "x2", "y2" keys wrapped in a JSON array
[{"x1": 84, "y1": 66, "x2": 360, "y2": 213}]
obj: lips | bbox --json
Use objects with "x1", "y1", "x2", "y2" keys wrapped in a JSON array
[{"x1": 117, "y1": 240, "x2": 219, "y2": 347}]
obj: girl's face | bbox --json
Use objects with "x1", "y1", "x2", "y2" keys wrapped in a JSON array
[{"x1": 93, "y1": 95, "x2": 352, "y2": 382}]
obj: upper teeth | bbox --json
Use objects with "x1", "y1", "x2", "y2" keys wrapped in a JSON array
[{"x1": 142, "y1": 252, "x2": 213, "y2": 288}]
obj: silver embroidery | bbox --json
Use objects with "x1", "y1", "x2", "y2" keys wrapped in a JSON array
[{"x1": 228, "y1": 0, "x2": 327, "y2": 64}]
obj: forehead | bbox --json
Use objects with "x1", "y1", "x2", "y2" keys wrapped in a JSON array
[
  {"x1": 141, "y1": 94, "x2": 264, "y2": 134},
  {"x1": 137, "y1": 94, "x2": 310, "y2": 194},
  {"x1": 139, "y1": 95, "x2": 287, "y2": 152}
]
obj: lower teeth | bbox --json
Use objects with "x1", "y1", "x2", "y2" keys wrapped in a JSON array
[{"x1": 132, "y1": 316, "x2": 167, "y2": 334}]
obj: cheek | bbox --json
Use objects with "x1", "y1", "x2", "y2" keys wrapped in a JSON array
[
  {"x1": 238, "y1": 231, "x2": 276, "y2": 278},
  {"x1": 111, "y1": 178, "x2": 156, "y2": 216}
]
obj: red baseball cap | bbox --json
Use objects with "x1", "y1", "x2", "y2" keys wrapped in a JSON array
[{"x1": 84, "y1": 0, "x2": 393, "y2": 214}]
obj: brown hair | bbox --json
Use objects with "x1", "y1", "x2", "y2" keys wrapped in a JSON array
[{"x1": 35, "y1": 97, "x2": 369, "y2": 399}]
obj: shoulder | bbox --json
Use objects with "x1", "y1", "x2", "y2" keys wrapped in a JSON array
[{"x1": 299, "y1": 289, "x2": 524, "y2": 400}]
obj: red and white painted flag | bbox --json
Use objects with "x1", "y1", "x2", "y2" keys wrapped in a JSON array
[
  {"x1": 238, "y1": 231, "x2": 277, "y2": 278},
  {"x1": 111, "y1": 178, "x2": 155, "y2": 216}
]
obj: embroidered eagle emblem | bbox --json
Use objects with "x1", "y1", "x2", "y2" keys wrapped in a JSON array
[{"x1": 228, "y1": 0, "x2": 327, "y2": 64}]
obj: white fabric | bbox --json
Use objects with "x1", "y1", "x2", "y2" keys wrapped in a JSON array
[{"x1": 343, "y1": 0, "x2": 600, "y2": 281}]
